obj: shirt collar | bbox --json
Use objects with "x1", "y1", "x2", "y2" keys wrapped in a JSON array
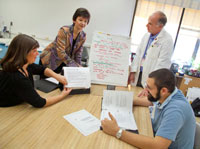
[
  {"x1": 69, "y1": 24, "x2": 74, "y2": 34},
  {"x1": 157, "y1": 87, "x2": 178, "y2": 109},
  {"x1": 150, "y1": 33, "x2": 159, "y2": 40}
]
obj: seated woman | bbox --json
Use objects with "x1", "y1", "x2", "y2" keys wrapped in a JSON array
[
  {"x1": 0, "y1": 34, "x2": 72, "y2": 108},
  {"x1": 40, "y1": 8, "x2": 91, "y2": 73}
]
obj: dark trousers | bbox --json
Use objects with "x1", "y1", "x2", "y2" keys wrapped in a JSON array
[{"x1": 136, "y1": 71, "x2": 143, "y2": 88}]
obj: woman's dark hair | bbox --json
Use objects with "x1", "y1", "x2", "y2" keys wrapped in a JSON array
[
  {"x1": 73, "y1": 8, "x2": 91, "y2": 24},
  {"x1": 149, "y1": 68, "x2": 176, "y2": 93},
  {"x1": 0, "y1": 34, "x2": 39, "y2": 72}
]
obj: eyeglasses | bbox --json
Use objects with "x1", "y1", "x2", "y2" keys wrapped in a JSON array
[
  {"x1": 144, "y1": 82, "x2": 151, "y2": 90},
  {"x1": 144, "y1": 82, "x2": 147, "y2": 88}
]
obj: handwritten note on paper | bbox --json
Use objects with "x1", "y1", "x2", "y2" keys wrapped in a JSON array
[{"x1": 89, "y1": 32, "x2": 131, "y2": 86}]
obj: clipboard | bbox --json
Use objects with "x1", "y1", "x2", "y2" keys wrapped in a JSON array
[
  {"x1": 34, "y1": 79, "x2": 58, "y2": 93},
  {"x1": 58, "y1": 83, "x2": 90, "y2": 95}
]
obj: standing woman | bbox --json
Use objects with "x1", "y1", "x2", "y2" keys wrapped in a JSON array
[
  {"x1": 0, "y1": 34, "x2": 72, "y2": 108},
  {"x1": 40, "y1": 8, "x2": 91, "y2": 73}
]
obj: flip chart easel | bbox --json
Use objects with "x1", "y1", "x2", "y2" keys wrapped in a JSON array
[{"x1": 89, "y1": 32, "x2": 131, "y2": 87}]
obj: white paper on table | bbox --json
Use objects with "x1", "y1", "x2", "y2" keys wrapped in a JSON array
[
  {"x1": 100, "y1": 90, "x2": 137, "y2": 130},
  {"x1": 63, "y1": 109, "x2": 100, "y2": 136},
  {"x1": 45, "y1": 77, "x2": 59, "y2": 84},
  {"x1": 63, "y1": 67, "x2": 91, "y2": 89}
]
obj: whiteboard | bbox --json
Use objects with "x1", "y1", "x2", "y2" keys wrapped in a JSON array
[
  {"x1": 0, "y1": 0, "x2": 136, "y2": 45},
  {"x1": 89, "y1": 32, "x2": 131, "y2": 86}
]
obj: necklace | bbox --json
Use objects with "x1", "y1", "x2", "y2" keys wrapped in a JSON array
[{"x1": 19, "y1": 68, "x2": 28, "y2": 77}]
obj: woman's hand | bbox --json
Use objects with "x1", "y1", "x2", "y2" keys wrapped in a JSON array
[
  {"x1": 44, "y1": 87, "x2": 72, "y2": 107},
  {"x1": 77, "y1": 63, "x2": 82, "y2": 67},
  {"x1": 61, "y1": 87, "x2": 72, "y2": 97},
  {"x1": 44, "y1": 68, "x2": 67, "y2": 86},
  {"x1": 56, "y1": 74, "x2": 67, "y2": 86}
]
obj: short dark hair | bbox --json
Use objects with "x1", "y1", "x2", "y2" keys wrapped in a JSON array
[
  {"x1": 149, "y1": 68, "x2": 175, "y2": 93},
  {"x1": 156, "y1": 11, "x2": 167, "y2": 26},
  {"x1": 73, "y1": 8, "x2": 91, "y2": 24},
  {"x1": 0, "y1": 34, "x2": 39, "y2": 72}
]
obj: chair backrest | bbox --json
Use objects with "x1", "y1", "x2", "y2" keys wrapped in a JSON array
[
  {"x1": 194, "y1": 122, "x2": 200, "y2": 149},
  {"x1": 81, "y1": 46, "x2": 89, "y2": 67},
  {"x1": 170, "y1": 63, "x2": 179, "y2": 74},
  {"x1": 81, "y1": 46, "x2": 89, "y2": 62}
]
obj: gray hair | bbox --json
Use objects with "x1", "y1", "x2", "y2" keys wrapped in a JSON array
[{"x1": 154, "y1": 11, "x2": 167, "y2": 26}]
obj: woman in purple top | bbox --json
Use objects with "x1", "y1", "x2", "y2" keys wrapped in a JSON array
[{"x1": 40, "y1": 8, "x2": 91, "y2": 73}]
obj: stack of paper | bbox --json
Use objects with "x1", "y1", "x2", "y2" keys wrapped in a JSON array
[{"x1": 63, "y1": 67, "x2": 91, "y2": 89}]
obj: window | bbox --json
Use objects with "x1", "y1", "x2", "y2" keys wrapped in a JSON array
[
  {"x1": 130, "y1": 0, "x2": 200, "y2": 70},
  {"x1": 172, "y1": 8, "x2": 200, "y2": 69},
  {"x1": 131, "y1": 0, "x2": 182, "y2": 53}
]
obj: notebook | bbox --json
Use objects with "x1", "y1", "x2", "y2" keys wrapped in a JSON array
[{"x1": 100, "y1": 90, "x2": 138, "y2": 134}]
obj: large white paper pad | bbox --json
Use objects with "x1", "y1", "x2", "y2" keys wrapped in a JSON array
[{"x1": 89, "y1": 32, "x2": 130, "y2": 86}]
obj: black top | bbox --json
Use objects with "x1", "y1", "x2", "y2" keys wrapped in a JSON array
[
  {"x1": 70, "y1": 38, "x2": 77, "y2": 57},
  {"x1": 0, "y1": 64, "x2": 46, "y2": 108}
]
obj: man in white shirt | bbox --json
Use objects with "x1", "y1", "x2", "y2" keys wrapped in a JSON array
[{"x1": 128, "y1": 11, "x2": 173, "y2": 92}]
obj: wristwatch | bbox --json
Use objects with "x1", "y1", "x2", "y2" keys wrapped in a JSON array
[{"x1": 116, "y1": 128, "x2": 123, "y2": 139}]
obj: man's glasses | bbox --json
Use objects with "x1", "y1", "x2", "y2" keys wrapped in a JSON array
[{"x1": 144, "y1": 82, "x2": 151, "y2": 90}]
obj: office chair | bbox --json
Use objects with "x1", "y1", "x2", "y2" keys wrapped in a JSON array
[
  {"x1": 81, "y1": 46, "x2": 89, "y2": 67},
  {"x1": 170, "y1": 63, "x2": 179, "y2": 74}
]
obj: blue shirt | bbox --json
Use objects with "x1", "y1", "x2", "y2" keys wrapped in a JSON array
[
  {"x1": 152, "y1": 88, "x2": 196, "y2": 149},
  {"x1": 140, "y1": 33, "x2": 159, "y2": 71}
]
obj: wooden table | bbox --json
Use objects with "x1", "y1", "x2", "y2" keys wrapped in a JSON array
[
  {"x1": 0, "y1": 85, "x2": 153, "y2": 148},
  {"x1": 196, "y1": 117, "x2": 200, "y2": 123}
]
